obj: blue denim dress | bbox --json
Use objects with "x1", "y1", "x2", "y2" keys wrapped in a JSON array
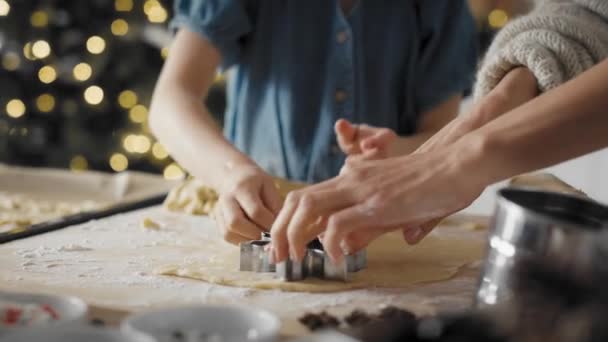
[{"x1": 171, "y1": 0, "x2": 477, "y2": 182}]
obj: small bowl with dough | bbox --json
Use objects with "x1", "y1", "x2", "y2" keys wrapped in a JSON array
[
  {"x1": 0, "y1": 291, "x2": 88, "y2": 336},
  {"x1": 2, "y1": 326, "x2": 155, "y2": 342},
  {"x1": 122, "y1": 305, "x2": 281, "y2": 342}
]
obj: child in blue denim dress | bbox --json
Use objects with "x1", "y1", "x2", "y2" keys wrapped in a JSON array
[{"x1": 150, "y1": 0, "x2": 477, "y2": 243}]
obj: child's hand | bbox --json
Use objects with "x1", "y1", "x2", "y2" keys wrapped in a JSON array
[
  {"x1": 212, "y1": 164, "x2": 283, "y2": 244},
  {"x1": 334, "y1": 119, "x2": 398, "y2": 159}
]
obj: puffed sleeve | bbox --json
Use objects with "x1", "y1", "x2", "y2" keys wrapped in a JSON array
[
  {"x1": 170, "y1": 0, "x2": 252, "y2": 69},
  {"x1": 413, "y1": 0, "x2": 477, "y2": 115}
]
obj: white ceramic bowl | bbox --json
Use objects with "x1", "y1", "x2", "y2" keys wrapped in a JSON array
[
  {"x1": 290, "y1": 331, "x2": 360, "y2": 342},
  {"x1": 1, "y1": 326, "x2": 155, "y2": 342},
  {"x1": 122, "y1": 305, "x2": 281, "y2": 342},
  {"x1": 0, "y1": 291, "x2": 88, "y2": 335}
]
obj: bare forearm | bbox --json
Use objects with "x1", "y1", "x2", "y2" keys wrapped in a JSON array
[
  {"x1": 392, "y1": 95, "x2": 463, "y2": 155},
  {"x1": 460, "y1": 59, "x2": 608, "y2": 187},
  {"x1": 150, "y1": 85, "x2": 253, "y2": 190},
  {"x1": 392, "y1": 131, "x2": 435, "y2": 155},
  {"x1": 149, "y1": 29, "x2": 257, "y2": 191}
]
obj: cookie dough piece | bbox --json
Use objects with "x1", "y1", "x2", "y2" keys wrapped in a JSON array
[{"x1": 163, "y1": 177, "x2": 306, "y2": 216}]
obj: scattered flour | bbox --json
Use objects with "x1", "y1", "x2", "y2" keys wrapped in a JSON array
[{"x1": 57, "y1": 244, "x2": 93, "y2": 252}]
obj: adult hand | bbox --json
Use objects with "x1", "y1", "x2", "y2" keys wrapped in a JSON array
[
  {"x1": 212, "y1": 164, "x2": 283, "y2": 244},
  {"x1": 400, "y1": 68, "x2": 539, "y2": 243},
  {"x1": 334, "y1": 119, "x2": 398, "y2": 158},
  {"x1": 270, "y1": 146, "x2": 485, "y2": 264}
]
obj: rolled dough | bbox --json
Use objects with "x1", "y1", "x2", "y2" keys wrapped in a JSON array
[
  {"x1": 159, "y1": 177, "x2": 483, "y2": 292},
  {"x1": 155, "y1": 231, "x2": 483, "y2": 293}
]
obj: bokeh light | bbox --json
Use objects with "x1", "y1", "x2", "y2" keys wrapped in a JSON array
[
  {"x1": 86, "y1": 36, "x2": 106, "y2": 54},
  {"x1": 6, "y1": 99, "x2": 26, "y2": 118},
  {"x1": 109, "y1": 153, "x2": 129, "y2": 171},
  {"x1": 84, "y1": 86, "x2": 104, "y2": 105}
]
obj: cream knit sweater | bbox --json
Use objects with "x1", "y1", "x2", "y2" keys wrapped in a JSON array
[{"x1": 474, "y1": 0, "x2": 608, "y2": 99}]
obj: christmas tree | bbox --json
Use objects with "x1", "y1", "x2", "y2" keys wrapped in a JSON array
[{"x1": 0, "y1": 0, "x2": 225, "y2": 179}]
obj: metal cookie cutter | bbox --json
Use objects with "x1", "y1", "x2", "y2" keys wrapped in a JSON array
[
  {"x1": 239, "y1": 232, "x2": 367, "y2": 282},
  {"x1": 239, "y1": 232, "x2": 275, "y2": 272}
]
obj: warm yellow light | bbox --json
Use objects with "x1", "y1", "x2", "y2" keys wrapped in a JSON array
[
  {"x1": 118, "y1": 90, "x2": 137, "y2": 109},
  {"x1": 0, "y1": 0, "x2": 10, "y2": 16},
  {"x1": 86, "y1": 36, "x2": 106, "y2": 54},
  {"x1": 147, "y1": 5, "x2": 168, "y2": 23},
  {"x1": 111, "y1": 19, "x2": 129, "y2": 36},
  {"x1": 36, "y1": 94, "x2": 55, "y2": 113},
  {"x1": 23, "y1": 42, "x2": 36, "y2": 60},
  {"x1": 488, "y1": 9, "x2": 509, "y2": 29},
  {"x1": 84, "y1": 85, "x2": 104, "y2": 105},
  {"x1": 134, "y1": 135, "x2": 151, "y2": 153},
  {"x1": 2, "y1": 52, "x2": 20, "y2": 71},
  {"x1": 73, "y1": 62, "x2": 92, "y2": 81},
  {"x1": 152, "y1": 142, "x2": 169, "y2": 160},
  {"x1": 6, "y1": 99, "x2": 26, "y2": 118},
  {"x1": 38, "y1": 65, "x2": 57, "y2": 84},
  {"x1": 115, "y1": 0, "x2": 133, "y2": 12},
  {"x1": 143, "y1": 0, "x2": 160, "y2": 15},
  {"x1": 164, "y1": 163, "x2": 185, "y2": 180},
  {"x1": 32, "y1": 40, "x2": 51, "y2": 59},
  {"x1": 109, "y1": 153, "x2": 128, "y2": 172},
  {"x1": 123, "y1": 134, "x2": 137, "y2": 153},
  {"x1": 31, "y1": 10, "x2": 49, "y2": 27},
  {"x1": 123, "y1": 134, "x2": 151, "y2": 153},
  {"x1": 138, "y1": 136, "x2": 151, "y2": 153},
  {"x1": 160, "y1": 47, "x2": 169, "y2": 59},
  {"x1": 129, "y1": 104, "x2": 147, "y2": 123},
  {"x1": 70, "y1": 155, "x2": 89, "y2": 171}
]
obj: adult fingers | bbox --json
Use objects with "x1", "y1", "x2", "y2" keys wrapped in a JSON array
[
  {"x1": 284, "y1": 193, "x2": 339, "y2": 261},
  {"x1": 271, "y1": 180, "x2": 352, "y2": 263},
  {"x1": 322, "y1": 204, "x2": 380, "y2": 263},
  {"x1": 402, "y1": 217, "x2": 444, "y2": 245}
]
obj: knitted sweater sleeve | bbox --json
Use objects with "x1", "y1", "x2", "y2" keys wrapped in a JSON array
[{"x1": 473, "y1": 0, "x2": 608, "y2": 99}]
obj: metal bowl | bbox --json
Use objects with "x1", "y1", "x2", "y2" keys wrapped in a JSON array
[{"x1": 476, "y1": 188, "x2": 608, "y2": 307}]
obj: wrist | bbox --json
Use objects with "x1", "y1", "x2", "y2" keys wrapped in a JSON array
[{"x1": 447, "y1": 130, "x2": 506, "y2": 191}]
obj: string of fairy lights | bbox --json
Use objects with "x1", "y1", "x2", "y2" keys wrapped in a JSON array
[
  {"x1": 0, "y1": 0, "x2": 193, "y2": 179},
  {"x1": 0, "y1": 0, "x2": 513, "y2": 180}
]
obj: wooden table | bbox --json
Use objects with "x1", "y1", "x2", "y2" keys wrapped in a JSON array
[{"x1": 0, "y1": 206, "x2": 488, "y2": 338}]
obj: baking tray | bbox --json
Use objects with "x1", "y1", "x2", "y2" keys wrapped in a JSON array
[{"x1": 0, "y1": 164, "x2": 178, "y2": 243}]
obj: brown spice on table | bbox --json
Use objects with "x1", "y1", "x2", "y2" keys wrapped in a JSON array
[
  {"x1": 298, "y1": 311, "x2": 341, "y2": 331},
  {"x1": 344, "y1": 309, "x2": 373, "y2": 327}
]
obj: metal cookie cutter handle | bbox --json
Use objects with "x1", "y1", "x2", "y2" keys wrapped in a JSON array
[{"x1": 239, "y1": 239, "x2": 274, "y2": 273}]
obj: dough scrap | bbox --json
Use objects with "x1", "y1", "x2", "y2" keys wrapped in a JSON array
[
  {"x1": 163, "y1": 177, "x2": 306, "y2": 215},
  {"x1": 0, "y1": 192, "x2": 104, "y2": 233},
  {"x1": 141, "y1": 217, "x2": 161, "y2": 230},
  {"x1": 155, "y1": 231, "x2": 483, "y2": 293}
]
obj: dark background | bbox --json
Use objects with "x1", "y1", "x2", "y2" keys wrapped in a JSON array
[{"x1": 0, "y1": 0, "x2": 530, "y2": 179}]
